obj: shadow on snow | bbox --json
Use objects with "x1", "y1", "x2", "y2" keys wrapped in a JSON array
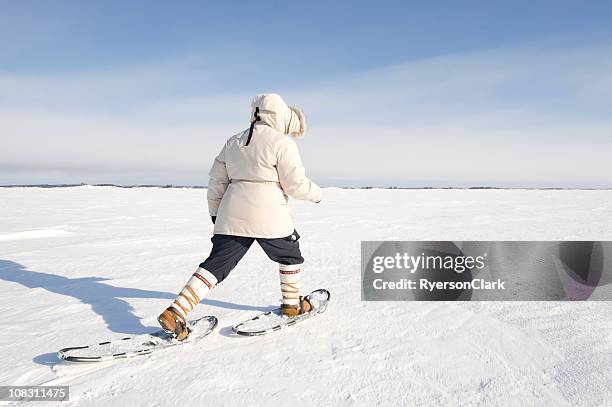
[{"x1": 0, "y1": 259, "x2": 275, "y2": 337}]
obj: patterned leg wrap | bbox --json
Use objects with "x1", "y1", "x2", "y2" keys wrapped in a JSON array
[
  {"x1": 279, "y1": 263, "x2": 302, "y2": 306},
  {"x1": 171, "y1": 267, "x2": 218, "y2": 320}
]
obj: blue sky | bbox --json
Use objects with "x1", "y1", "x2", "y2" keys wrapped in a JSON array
[{"x1": 1, "y1": 1, "x2": 612, "y2": 187}]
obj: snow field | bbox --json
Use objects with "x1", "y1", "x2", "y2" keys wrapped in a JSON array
[{"x1": 0, "y1": 187, "x2": 611, "y2": 406}]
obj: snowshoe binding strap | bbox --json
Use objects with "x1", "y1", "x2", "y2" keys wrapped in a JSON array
[
  {"x1": 173, "y1": 320, "x2": 190, "y2": 341},
  {"x1": 299, "y1": 296, "x2": 312, "y2": 314}
]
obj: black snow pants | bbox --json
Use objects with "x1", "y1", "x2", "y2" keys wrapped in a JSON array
[{"x1": 200, "y1": 230, "x2": 304, "y2": 283}]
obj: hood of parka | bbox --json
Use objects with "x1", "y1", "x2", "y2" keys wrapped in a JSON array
[{"x1": 250, "y1": 93, "x2": 306, "y2": 138}]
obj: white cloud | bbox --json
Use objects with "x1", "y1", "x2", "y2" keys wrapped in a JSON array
[{"x1": 1, "y1": 42, "x2": 612, "y2": 186}]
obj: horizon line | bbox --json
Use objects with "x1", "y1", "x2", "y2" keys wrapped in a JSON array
[{"x1": 1, "y1": 183, "x2": 611, "y2": 191}]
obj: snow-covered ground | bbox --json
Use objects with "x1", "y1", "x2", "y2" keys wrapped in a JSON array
[{"x1": 0, "y1": 187, "x2": 611, "y2": 406}]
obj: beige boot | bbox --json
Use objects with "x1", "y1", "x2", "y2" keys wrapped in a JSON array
[
  {"x1": 158, "y1": 307, "x2": 190, "y2": 341},
  {"x1": 281, "y1": 296, "x2": 312, "y2": 317}
]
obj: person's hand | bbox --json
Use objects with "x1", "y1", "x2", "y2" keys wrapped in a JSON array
[{"x1": 211, "y1": 216, "x2": 217, "y2": 224}]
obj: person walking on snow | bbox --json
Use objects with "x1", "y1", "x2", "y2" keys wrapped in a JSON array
[{"x1": 158, "y1": 93, "x2": 322, "y2": 340}]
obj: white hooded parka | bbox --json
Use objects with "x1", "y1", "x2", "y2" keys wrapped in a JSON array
[{"x1": 207, "y1": 94, "x2": 322, "y2": 238}]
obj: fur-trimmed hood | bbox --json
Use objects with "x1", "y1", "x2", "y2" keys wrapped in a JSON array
[
  {"x1": 250, "y1": 93, "x2": 306, "y2": 138},
  {"x1": 206, "y1": 94, "x2": 321, "y2": 237}
]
